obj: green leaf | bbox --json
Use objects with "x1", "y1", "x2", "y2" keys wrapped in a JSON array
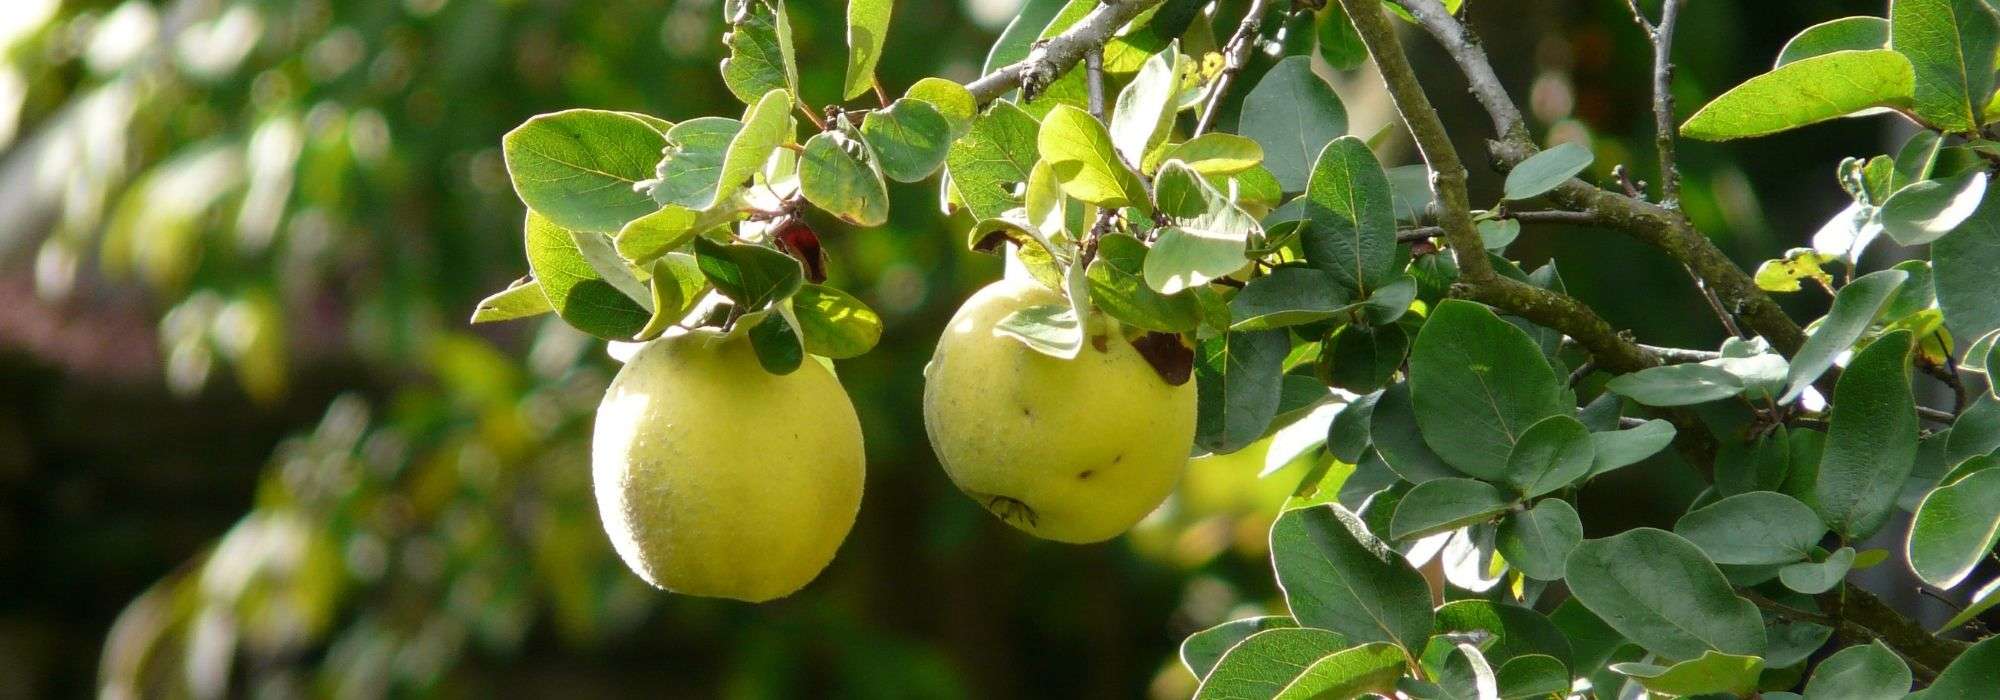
[
  {"x1": 993, "y1": 303, "x2": 1083, "y2": 359},
  {"x1": 1588, "y1": 419, "x2": 1677, "y2": 477},
  {"x1": 648, "y1": 117, "x2": 742, "y2": 209},
  {"x1": 1229, "y1": 266, "x2": 1349, "y2": 331},
  {"x1": 1564, "y1": 528, "x2": 1767, "y2": 661},
  {"x1": 1269, "y1": 504, "x2": 1434, "y2": 650},
  {"x1": 841, "y1": 0, "x2": 891, "y2": 101},
  {"x1": 1315, "y1": 3, "x2": 1368, "y2": 71},
  {"x1": 1389, "y1": 478, "x2": 1514, "y2": 540},
  {"x1": 860, "y1": 98, "x2": 953, "y2": 183},
  {"x1": 1503, "y1": 415, "x2": 1596, "y2": 498},
  {"x1": 1610, "y1": 650, "x2": 1763, "y2": 697},
  {"x1": 1496, "y1": 498, "x2": 1582, "y2": 581},
  {"x1": 1502, "y1": 142, "x2": 1593, "y2": 201},
  {"x1": 1495, "y1": 655, "x2": 1569, "y2": 698},
  {"x1": 1195, "y1": 330, "x2": 1290, "y2": 453},
  {"x1": 1180, "y1": 616, "x2": 1299, "y2": 680},
  {"x1": 1477, "y1": 219, "x2": 1520, "y2": 251},
  {"x1": 1038, "y1": 105, "x2": 1149, "y2": 208},
  {"x1": 1920, "y1": 636, "x2": 2000, "y2": 698},
  {"x1": 1323, "y1": 323, "x2": 1409, "y2": 395},
  {"x1": 1777, "y1": 16, "x2": 1890, "y2": 67},
  {"x1": 614, "y1": 203, "x2": 736, "y2": 265},
  {"x1": 1240, "y1": 56, "x2": 1348, "y2": 191},
  {"x1": 1195, "y1": 630, "x2": 1401, "y2": 700},
  {"x1": 570, "y1": 225, "x2": 653, "y2": 311},
  {"x1": 693, "y1": 237, "x2": 803, "y2": 312},
  {"x1": 1908, "y1": 467, "x2": 2000, "y2": 588},
  {"x1": 1679, "y1": 50, "x2": 1915, "y2": 141},
  {"x1": 714, "y1": 89, "x2": 796, "y2": 209},
  {"x1": 790, "y1": 284, "x2": 881, "y2": 359},
  {"x1": 1939, "y1": 576, "x2": 2000, "y2": 632},
  {"x1": 1892, "y1": 130, "x2": 1947, "y2": 191},
  {"x1": 1817, "y1": 330, "x2": 1919, "y2": 540},
  {"x1": 1890, "y1": 0, "x2": 1999, "y2": 133},
  {"x1": 1166, "y1": 134, "x2": 1264, "y2": 177},
  {"x1": 1087, "y1": 235, "x2": 1201, "y2": 333},
  {"x1": 1110, "y1": 48, "x2": 1177, "y2": 166},
  {"x1": 748, "y1": 309, "x2": 803, "y2": 374},
  {"x1": 503, "y1": 110, "x2": 666, "y2": 233},
  {"x1": 904, "y1": 78, "x2": 977, "y2": 138},
  {"x1": 470, "y1": 279, "x2": 552, "y2": 324},
  {"x1": 1673, "y1": 491, "x2": 1826, "y2": 565},
  {"x1": 945, "y1": 101, "x2": 1040, "y2": 221},
  {"x1": 1948, "y1": 395, "x2": 2000, "y2": 463},
  {"x1": 635, "y1": 254, "x2": 705, "y2": 341},
  {"x1": 1880, "y1": 170, "x2": 1990, "y2": 245},
  {"x1": 1782, "y1": 268, "x2": 1910, "y2": 403},
  {"x1": 1803, "y1": 641, "x2": 1909, "y2": 699},
  {"x1": 1301, "y1": 136, "x2": 1398, "y2": 295},
  {"x1": 1409, "y1": 301, "x2": 1569, "y2": 480},
  {"x1": 1778, "y1": 546, "x2": 1856, "y2": 595},
  {"x1": 1370, "y1": 382, "x2": 1461, "y2": 483},
  {"x1": 1433, "y1": 599, "x2": 1574, "y2": 672},
  {"x1": 1606, "y1": 363, "x2": 1743, "y2": 406},
  {"x1": 523, "y1": 212, "x2": 649, "y2": 339},
  {"x1": 1325, "y1": 392, "x2": 1378, "y2": 465},
  {"x1": 800, "y1": 131, "x2": 889, "y2": 226},
  {"x1": 1935, "y1": 183, "x2": 2000, "y2": 343},
  {"x1": 721, "y1": 0, "x2": 798, "y2": 105}
]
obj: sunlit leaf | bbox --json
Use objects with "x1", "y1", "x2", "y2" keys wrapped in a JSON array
[
  {"x1": 1680, "y1": 50, "x2": 1915, "y2": 141},
  {"x1": 470, "y1": 279, "x2": 551, "y2": 324},
  {"x1": 503, "y1": 110, "x2": 666, "y2": 233},
  {"x1": 1890, "y1": 0, "x2": 1999, "y2": 133},
  {"x1": 1781, "y1": 268, "x2": 1908, "y2": 403},
  {"x1": 1037, "y1": 105, "x2": 1148, "y2": 208},
  {"x1": 841, "y1": 0, "x2": 892, "y2": 101},
  {"x1": 800, "y1": 131, "x2": 889, "y2": 226}
]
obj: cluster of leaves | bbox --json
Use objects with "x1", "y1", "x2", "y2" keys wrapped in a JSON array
[{"x1": 1170, "y1": 0, "x2": 2000, "y2": 697}]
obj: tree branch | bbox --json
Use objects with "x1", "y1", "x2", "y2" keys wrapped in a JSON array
[
  {"x1": 965, "y1": 0, "x2": 1164, "y2": 107},
  {"x1": 1389, "y1": 0, "x2": 1808, "y2": 356},
  {"x1": 1195, "y1": 0, "x2": 1273, "y2": 135},
  {"x1": 1646, "y1": 0, "x2": 1686, "y2": 207}
]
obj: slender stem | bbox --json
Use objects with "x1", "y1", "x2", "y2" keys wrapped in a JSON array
[
  {"x1": 1687, "y1": 263, "x2": 1746, "y2": 338},
  {"x1": 1195, "y1": 0, "x2": 1272, "y2": 136},
  {"x1": 965, "y1": 0, "x2": 1164, "y2": 107},
  {"x1": 1649, "y1": 0, "x2": 1686, "y2": 207}
]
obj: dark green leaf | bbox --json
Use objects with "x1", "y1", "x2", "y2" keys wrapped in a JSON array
[
  {"x1": 1778, "y1": 546, "x2": 1856, "y2": 595},
  {"x1": 1496, "y1": 498, "x2": 1582, "y2": 581},
  {"x1": 1920, "y1": 636, "x2": 2000, "y2": 698},
  {"x1": 1409, "y1": 301, "x2": 1569, "y2": 480},
  {"x1": 1588, "y1": 419, "x2": 1677, "y2": 477},
  {"x1": 1782, "y1": 268, "x2": 1909, "y2": 403},
  {"x1": 1909, "y1": 467, "x2": 2000, "y2": 588},
  {"x1": 693, "y1": 237, "x2": 804, "y2": 311},
  {"x1": 1301, "y1": 136, "x2": 1397, "y2": 295},
  {"x1": 1229, "y1": 266, "x2": 1348, "y2": 331},
  {"x1": 860, "y1": 98, "x2": 953, "y2": 183},
  {"x1": 1503, "y1": 415, "x2": 1596, "y2": 498},
  {"x1": 523, "y1": 212, "x2": 649, "y2": 339},
  {"x1": 1087, "y1": 235, "x2": 1201, "y2": 332},
  {"x1": 1882, "y1": 171, "x2": 1990, "y2": 245},
  {"x1": 1196, "y1": 330, "x2": 1290, "y2": 453},
  {"x1": 1804, "y1": 640, "x2": 1909, "y2": 699},
  {"x1": 1370, "y1": 381, "x2": 1460, "y2": 483},
  {"x1": 1240, "y1": 56, "x2": 1347, "y2": 191},
  {"x1": 1680, "y1": 50, "x2": 1915, "y2": 141},
  {"x1": 1270, "y1": 505, "x2": 1433, "y2": 650},
  {"x1": 748, "y1": 310, "x2": 802, "y2": 374},
  {"x1": 1673, "y1": 491, "x2": 1825, "y2": 565},
  {"x1": 503, "y1": 110, "x2": 666, "y2": 233},
  {"x1": 1315, "y1": 3, "x2": 1367, "y2": 70},
  {"x1": 1817, "y1": 330, "x2": 1919, "y2": 539},
  {"x1": 1326, "y1": 391, "x2": 1380, "y2": 464},
  {"x1": 1564, "y1": 528, "x2": 1766, "y2": 661},
  {"x1": 1495, "y1": 655, "x2": 1568, "y2": 698},
  {"x1": 1935, "y1": 184, "x2": 2000, "y2": 343},
  {"x1": 1179, "y1": 616, "x2": 1299, "y2": 680},
  {"x1": 1390, "y1": 478, "x2": 1514, "y2": 540},
  {"x1": 1607, "y1": 363, "x2": 1744, "y2": 406},
  {"x1": 1196, "y1": 630, "x2": 1402, "y2": 700},
  {"x1": 1323, "y1": 323, "x2": 1409, "y2": 395},
  {"x1": 1610, "y1": 650, "x2": 1763, "y2": 697}
]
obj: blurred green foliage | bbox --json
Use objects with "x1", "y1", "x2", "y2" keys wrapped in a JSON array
[{"x1": 0, "y1": 0, "x2": 1910, "y2": 697}]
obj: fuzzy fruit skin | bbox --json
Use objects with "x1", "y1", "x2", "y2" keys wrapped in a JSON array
[
  {"x1": 592, "y1": 328, "x2": 864, "y2": 602},
  {"x1": 923, "y1": 279, "x2": 1197, "y2": 543}
]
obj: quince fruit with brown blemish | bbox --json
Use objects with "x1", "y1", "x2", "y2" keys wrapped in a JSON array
[{"x1": 921, "y1": 278, "x2": 1198, "y2": 543}]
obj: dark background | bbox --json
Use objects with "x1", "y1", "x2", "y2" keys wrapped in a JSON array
[{"x1": 0, "y1": 0, "x2": 1945, "y2": 697}]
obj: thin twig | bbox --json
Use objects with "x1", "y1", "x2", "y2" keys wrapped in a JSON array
[
  {"x1": 1649, "y1": 0, "x2": 1685, "y2": 207},
  {"x1": 1395, "y1": 210, "x2": 1608, "y2": 243},
  {"x1": 965, "y1": 0, "x2": 1164, "y2": 107},
  {"x1": 1621, "y1": 0, "x2": 1656, "y2": 33},
  {"x1": 1195, "y1": 0, "x2": 1272, "y2": 136},
  {"x1": 1917, "y1": 405, "x2": 1958, "y2": 425},
  {"x1": 1686, "y1": 263, "x2": 1746, "y2": 338}
]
